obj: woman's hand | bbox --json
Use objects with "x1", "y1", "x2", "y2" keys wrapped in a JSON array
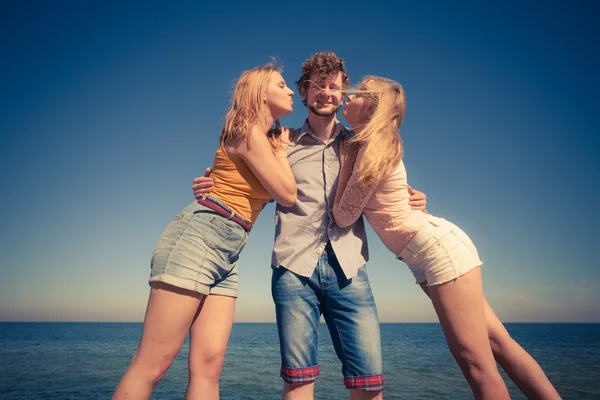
[
  {"x1": 192, "y1": 168, "x2": 214, "y2": 200},
  {"x1": 408, "y1": 186, "x2": 427, "y2": 212}
]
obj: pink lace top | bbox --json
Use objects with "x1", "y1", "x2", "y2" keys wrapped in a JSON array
[{"x1": 333, "y1": 154, "x2": 428, "y2": 256}]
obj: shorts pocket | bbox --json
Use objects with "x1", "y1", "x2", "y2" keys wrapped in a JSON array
[
  {"x1": 199, "y1": 214, "x2": 234, "y2": 249},
  {"x1": 229, "y1": 231, "x2": 248, "y2": 263},
  {"x1": 406, "y1": 225, "x2": 449, "y2": 257},
  {"x1": 155, "y1": 212, "x2": 191, "y2": 248},
  {"x1": 450, "y1": 226, "x2": 478, "y2": 254}
]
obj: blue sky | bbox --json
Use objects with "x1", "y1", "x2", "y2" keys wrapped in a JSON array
[{"x1": 1, "y1": 0, "x2": 598, "y2": 322}]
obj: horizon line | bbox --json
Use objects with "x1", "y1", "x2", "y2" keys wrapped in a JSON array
[{"x1": 1, "y1": 320, "x2": 599, "y2": 324}]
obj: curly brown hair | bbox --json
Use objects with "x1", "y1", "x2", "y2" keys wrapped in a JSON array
[{"x1": 295, "y1": 51, "x2": 349, "y2": 102}]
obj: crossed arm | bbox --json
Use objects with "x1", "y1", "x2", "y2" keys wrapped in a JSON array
[
  {"x1": 332, "y1": 143, "x2": 427, "y2": 228},
  {"x1": 233, "y1": 128, "x2": 296, "y2": 206},
  {"x1": 192, "y1": 144, "x2": 427, "y2": 214}
]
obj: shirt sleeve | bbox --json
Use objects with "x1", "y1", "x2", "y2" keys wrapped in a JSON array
[{"x1": 332, "y1": 155, "x2": 379, "y2": 228}]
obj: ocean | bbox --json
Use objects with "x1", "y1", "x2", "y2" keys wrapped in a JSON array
[{"x1": 0, "y1": 322, "x2": 598, "y2": 399}]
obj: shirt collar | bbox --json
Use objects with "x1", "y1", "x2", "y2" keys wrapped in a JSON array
[{"x1": 295, "y1": 119, "x2": 350, "y2": 143}]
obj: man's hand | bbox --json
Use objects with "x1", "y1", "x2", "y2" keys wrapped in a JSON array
[
  {"x1": 279, "y1": 128, "x2": 292, "y2": 149},
  {"x1": 408, "y1": 185, "x2": 427, "y2": 212},
  {"x1": 269, "y1": 127, "x2": 292, "y2": 153},
  {"x1": 339, "y1": 141, "x2": 359, "y2": 168},
  {"x1": 192, "y1": 167, "x2": 214, "y2": 200}
]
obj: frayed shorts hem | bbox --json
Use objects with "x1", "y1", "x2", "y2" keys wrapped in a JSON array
[
  {"x1": 398, "y1": 215, "x2": 483, "y2": 286},
  {"x1": 417, "y1": 263, "x2": 482, "y2": 287}
]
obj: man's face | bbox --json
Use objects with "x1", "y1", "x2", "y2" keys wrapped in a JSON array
[{"x1": 302, "y1": 72, "x2": 343, "y2": 117}]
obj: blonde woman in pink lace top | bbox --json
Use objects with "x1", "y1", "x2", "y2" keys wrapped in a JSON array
[{"x1": 333, "y1": 77, "x2": 561, "y2": 400}]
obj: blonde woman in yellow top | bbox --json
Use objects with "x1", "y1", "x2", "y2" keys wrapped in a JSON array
[
  {"x1": 113, "y1": 65, "x2": 296, "y2": 400},
  {"x1": 334, "y1": 76, "x2": 560, "y2": 400}
]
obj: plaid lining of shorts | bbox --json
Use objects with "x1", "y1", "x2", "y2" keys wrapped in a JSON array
[
  {"x1": 280, "y1": 365, "x2": 320, "y2": 384},
  {"x1": 344, "y1": 375, "x2": 385, "y2": 391}
]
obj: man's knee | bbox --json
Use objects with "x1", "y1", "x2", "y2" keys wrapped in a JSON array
[
  {"x1": 349, "y1": 388, "x2": 383, "y2": 400},
  {"x1": 283, "y1": 381, "x2": 316, "y2": 399}
]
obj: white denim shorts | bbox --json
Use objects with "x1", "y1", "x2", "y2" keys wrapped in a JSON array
[{"x1": 397, "y1": 215, "x2": 483, "y2": 286}]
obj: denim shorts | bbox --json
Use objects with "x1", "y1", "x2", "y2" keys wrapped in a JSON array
[
  {"x1": 149, "y1": 197, "x2": 249, "y2": 297},
  {"x1": 397, "y1": 215, "x2": 483, "y2": 286},
  {"x1": 271, "y1": 245, "x2": 384, "y2": 392}
]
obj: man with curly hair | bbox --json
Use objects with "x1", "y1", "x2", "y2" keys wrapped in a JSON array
[
  {"x1": 270, "y1": 51, "x2": 425, "y2": 400},
  {"x1": 193, "y1": 51, "x2": 426, "y2": 399}
]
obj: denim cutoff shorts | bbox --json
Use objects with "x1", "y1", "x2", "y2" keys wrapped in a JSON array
[
  {"x1": 149, "y1": 196, "x2": 249, "y2": 297},
  {"x1": 397, "y1": 215, "x2": 483, "y2": 286}
]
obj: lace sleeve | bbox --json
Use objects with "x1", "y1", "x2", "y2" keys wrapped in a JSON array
[{"x1": 332, "y1": 154, "x2": 379, "y2": 228}]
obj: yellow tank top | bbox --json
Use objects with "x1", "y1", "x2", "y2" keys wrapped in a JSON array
[{"x1": 209, "y1": 144, "x2": 271, "y2": 223}]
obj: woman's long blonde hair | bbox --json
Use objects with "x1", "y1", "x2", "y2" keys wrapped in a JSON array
[
  {"x1": 220, "y1": 65, "x2": 281, "y2": 145},
  {"x1": 348, "y1": 76, "x2": 406, "y2": 185}
]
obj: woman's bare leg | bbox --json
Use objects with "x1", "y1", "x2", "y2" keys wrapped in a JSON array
[
  {"x1": 420, "y1": 280, "x2": 561, "y2": 399},
  {"x1": 112, "y1": 282, "x2": 203, "y2": 400},
  {"x1": 427, "y1": 267, "x2": 510, "y2": 400},
  {"x1": 185, "y1": 294, "x2": 236, "y2": 400},
  {"x1": 484, "y1": 300, "x2": 561, "y2": 399}
]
